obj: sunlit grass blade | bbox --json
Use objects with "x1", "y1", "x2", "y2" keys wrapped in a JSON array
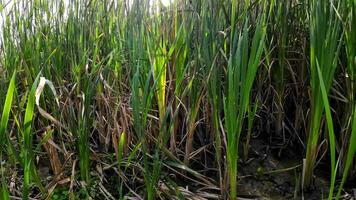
[
  {"x1": 147, "y1": 32, "x2": 167, "y2": 126},
  {"x1": 0, "y1": 72, "x2": 15, "y2": 152},
  {"x1": 0, "y1": 71, "x2": 16, "y2": 200}
]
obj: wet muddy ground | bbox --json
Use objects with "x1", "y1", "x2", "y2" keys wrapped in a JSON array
[
  {"x1": 236, "y1": 139, "x2": 355, "y2": 200},
  {"x1": 4, "y1": 136, "x2": 356, "y2": 199}
]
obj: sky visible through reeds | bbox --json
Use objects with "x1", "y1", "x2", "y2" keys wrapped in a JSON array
[{"x1": 0, "y1": 0, "x2": 172, "y2": 43}]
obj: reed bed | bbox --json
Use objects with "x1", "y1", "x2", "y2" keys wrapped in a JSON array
[{"x1": 0, "y1": 0, "x2": 355, "y2": 199}]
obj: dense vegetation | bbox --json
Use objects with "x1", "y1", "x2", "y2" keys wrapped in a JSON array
[{"x1": 0, "y1": 0, "x2": 355, "y2": 199}]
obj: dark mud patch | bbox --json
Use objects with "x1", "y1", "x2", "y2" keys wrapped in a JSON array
[{"x1": 236, "y1": 139, "x2": 332, "y2": 200}]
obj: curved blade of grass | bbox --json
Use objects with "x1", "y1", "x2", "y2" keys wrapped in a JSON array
[
  {"x1": 0, "y1": 72, "x2": 15, "y2": 157},
  {"x1": 23, "y1": 75, "x2": 41, "y2": 200},
  {"x1": 147, "y1": 36, "x2": 167, "y2": 124},
  {"x1": 0, "y1": 71, "x2": 16, "y2": 200},
  {"x1": 336, "y1": 105, "x2": 356, "y2": 199},
  {"x1": 315, "y1": 60, "x2": 337, "y2": 199}
]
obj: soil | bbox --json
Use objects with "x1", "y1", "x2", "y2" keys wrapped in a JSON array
[
  {"x1": 6, "y1": 136, "x2": 356, "y2": 199},
  {"x1": 236, "y1": 139, "x2": 329, "y2": 200}
]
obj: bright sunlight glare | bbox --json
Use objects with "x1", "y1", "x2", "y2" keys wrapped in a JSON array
[{"x1": 160, "y1": 0, "x2": 172, "y2": 7}]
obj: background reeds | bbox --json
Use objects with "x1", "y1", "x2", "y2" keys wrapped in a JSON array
[{"x1": 0, "y1": 0, "x2": 355, "y2": 199}]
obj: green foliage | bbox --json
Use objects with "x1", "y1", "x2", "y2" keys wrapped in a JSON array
[
  {"x1": 0, "y1": 0, "x2": 356, "y2": 199},
  {"x1": 224, "y1": 4, "x2": 267, "y2": 199},
  {"x1": 51, "y1": 188, "x2": 69, "y2": 200},
  {"x1": 0, "y1": 71, "x2": 16, "y2": 200},
  {"x1": 303, "y1": 1, "x2": 342, "y2": 197},
  {"x1": 337, "y1": 0, "x2": 356, "y2": 198}
]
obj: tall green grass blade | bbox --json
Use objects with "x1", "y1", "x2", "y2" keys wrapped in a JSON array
[
  {"x1": 0, "y1": 71, "x2": 15, "y2": 153},
  {"x1": 315, "y1": 60, "x2": 337, "y2": 199},
  {"x1": 0, "y1": 71, "x2": 16, "y2": 200},
  {"x1": 22, "y1": 75, "x2": 40, "y2": 200}
]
